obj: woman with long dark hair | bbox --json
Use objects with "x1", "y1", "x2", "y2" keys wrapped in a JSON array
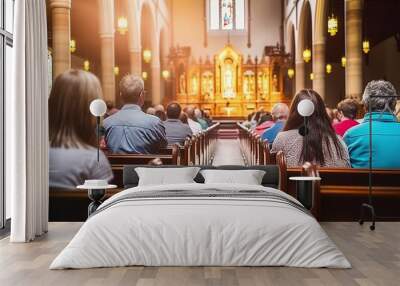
[
  {"x1": 49, "y1": 69, "x2": 113, "y2": 189},
  {"x1": 271, "y1": 89, "x2": 350, "y2": 167}
]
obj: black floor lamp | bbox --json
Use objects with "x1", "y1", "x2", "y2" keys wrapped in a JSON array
[
  {"x1": 81, "y1": 99, "x2": 117, "y2": 216},
  {"x1": 359, "y1": 94, "x2": 400, "y2": 231},
  {"x1": 289, "y1": 98, "x2": 321, "y2": 210},
  {"x1": 89, "y1": 99, "x2": 107, "y2": 162}
]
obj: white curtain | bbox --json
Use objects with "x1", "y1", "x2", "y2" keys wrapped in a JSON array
[{"x1": 8, "y1": 0, "x2": 49, "y2": 242}]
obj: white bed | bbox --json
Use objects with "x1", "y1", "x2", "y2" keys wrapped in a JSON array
[{"x1": 50, "y1": 183, "x2": 351, "y2": 269}]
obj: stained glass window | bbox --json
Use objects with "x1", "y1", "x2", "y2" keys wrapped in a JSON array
[
  {"x1": 209, "y1": 0, "x2": 246, "y2": 31},
  {"x1": 221, "y1": 0, "x2": 234, "y2": 30}
]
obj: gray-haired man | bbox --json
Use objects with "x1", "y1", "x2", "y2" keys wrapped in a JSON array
[
  {"x1": 104, "y1": 75, "x2": 167, "y2": 154},
  {"x1": 344, "y1": 80, "x2": 400, "y2": 168}
]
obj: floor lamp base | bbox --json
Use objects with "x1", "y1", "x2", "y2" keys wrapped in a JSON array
[{"x1": 359, "y1": 203, "x2": 376, "y2": 231}]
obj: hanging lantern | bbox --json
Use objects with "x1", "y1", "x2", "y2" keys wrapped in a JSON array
[
  {"x1": 117, "y1": 17, "x2": 128, "y2": 35},
  {"x1": 328, "y1": 14, "x2": 338, "y2": 36},
  {"x1": 142, "y1": 71, "x2": 148, "y2": 80},
  {"x1": 69, "y1": 39, "x2": 76, "y2": 53},
  {"x1": 303, "y1": 49, "x2": 311, "y2": 63},
  {"x1": 363, "y1": 40, "x2": 370, "y2": 54},
  {"x1": 114, "y1": 66, "x2": 120, "y2": 76},
  {"x1": 143, "y1": 50, "x2": 152, "y2": 63},
  {"x1": 310, "y1": 73, "x2": 314, "y2": 81},
  {"x1": 287, "y1": 68, "x2": 295, "y2": 79},
  {"x1": 326, "y1": 64, "x2": 332, "y2": 74},
  {"x1": 83, "y1": 60, "x2": 90, "y2": 71},
  {"x1": 162, "y1": 70, "x2": 170, "y2": 79},
  {"x1": 341, "y1": 56, "x2": 347, "y2": 67}
]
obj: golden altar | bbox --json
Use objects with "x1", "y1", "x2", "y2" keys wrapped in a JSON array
[{"x1": 167, "y1": 44, "x2": 293, "y2": 117}]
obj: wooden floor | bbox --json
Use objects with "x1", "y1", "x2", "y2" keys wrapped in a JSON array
[{"x1": 0, "y1": 222, "x2": 399, "y2": 286}]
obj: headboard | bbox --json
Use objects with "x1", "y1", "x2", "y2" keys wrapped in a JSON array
[{"x1": 123, "y1": 165, "x2": 280, "y2": 189}]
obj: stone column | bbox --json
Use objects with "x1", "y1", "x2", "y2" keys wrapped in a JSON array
[
  {"x1": 130, "y1": 49, "x2": 142, "y2": 77},
  {"x1": 151, "y1": 56, "x2": 161, "y2": 105},
  {"x1": 98, "y1": 0, "x2": 115, "y2": 103},
  {"x1": 295, "y1": 60, "x2": 306, "y2": 92},
  {"x1": 127, "y1": 0, "x2": 142, "y2": 77},
  {"x1": 313, "y1": 0, "x2": 327, "y2": 98},
  {"x1": 49, "y1": 0, "x2": 71, "y2": 78},
  {"x1": 313, "y1": 41, "x2": 326, "y2": 98},
  {"x1": 345, "y1": 0, "x2": 364, "y2": 99}
]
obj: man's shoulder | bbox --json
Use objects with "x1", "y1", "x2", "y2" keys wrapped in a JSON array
[
  {"x1": 141, "y1": 112, "x2": 161, "y2": 123},
  {"x1": 104, "y1": 110, "x2": 162, "y2": 129},
  {"x1": 165, "y1": 120, "x2": 190, "y2": 130}
]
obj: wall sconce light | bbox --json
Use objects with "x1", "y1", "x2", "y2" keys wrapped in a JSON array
[
  {"x1": 303, "y1": 49, "x2": 311, "y2": 63},
  {"x1": 287, "y1": 68, "x2": 295, "y2": 79},
  {"x1": 70, "y1": 39, "x2": 76, "y2": 53},
  {"x1": 142, "y1": 71, "x2": 148, "y2": 80},
  {"x1": 363, "y1": 40, "x2": 370, "y2": 54},
  {"x1": 83, "y1": 60, "x2": 90, "y2": 71},
  {"x1": 328, "y1": 14, "x2": 338, "y2": 37},
  {"x1": 162, "y1": 70, "x2": 170, "y2": 79},
  {"x1": 326, "y1": 64, "x2": 332, "y2": 74},
  {"x1": 310, "y1": 73, "x2": 314, "y2": 81},
  {"x1": 143, "y1": 50, "x2": 152, "y2": 63},
  {"x1": 114, "y1": 66, "x2": 119, "y2": 76},
  {"x1": 117, "y1": 17, "x2": 128, "y2": 35},
  {"x1": 341, "y1": 56, "x2": 347, "y2": 67}
]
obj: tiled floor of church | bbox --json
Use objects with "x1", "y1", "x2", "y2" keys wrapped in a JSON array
[
  {"x1": 1, "y1": 222, "x2": 399, "y2": 286},
  {"x1": 212, "y1": 139, "x2": 245, "y2": 166}
]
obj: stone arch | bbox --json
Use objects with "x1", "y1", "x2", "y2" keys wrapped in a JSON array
[
  {"x1": 297, "y1": 0, "x2": 313, "y2": 89},
  {"x1": 287, "y1": 21, "x2": 296, "y2": 96},
  {"x1": 159, "y1": 27, "x2": 170, "y2": 103},
  {"x1": 140, "y1": 2, "x2": 159, "y2": 105},
  {"x1": 127, "y1": 0, "x2": 141, "y2": 76}
]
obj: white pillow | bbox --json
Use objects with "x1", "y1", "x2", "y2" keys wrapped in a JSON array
[
  {"x1": 200, "y1": 169, "x2": 266, "y2": 185},
  {"x1": 135, "y1": 167, "x2": 201, "y2": 186}
]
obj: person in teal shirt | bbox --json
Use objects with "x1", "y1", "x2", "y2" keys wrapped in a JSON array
[{"x1": 344, "y1": 80, "x2": 400, "y2": 168}]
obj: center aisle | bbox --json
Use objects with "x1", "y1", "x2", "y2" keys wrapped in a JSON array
[{"x1": 212, "y1": 139, "x2": 245, "y2": 166}]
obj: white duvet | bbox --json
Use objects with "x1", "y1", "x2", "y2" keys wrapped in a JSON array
[{"x1": 50, "y1": 183, "x2": 351, "y2": 269}]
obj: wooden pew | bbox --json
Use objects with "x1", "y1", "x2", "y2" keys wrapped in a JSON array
[
  {"x1": 237, "y1": 122, "x2": 274, "y2": 166},
  {"x1": 306, "y1": 168, "x2": 400, "y2": 221},
  {"x1": 204, "y1": 122, "x2": 220, "y2": 164},
  {"x1": 275, "y1": 152, "x2": 400, "y2": 221},
  {"x1": 189, "y1": 122, "x2": 220, "y2": 166},
  {"x1": 159, "y1": 143, "x2": 190, "y2": 166},
  {"x1": 49, "y1": 187, "x2": 122, "y2": 222},
  {"x1": 108, "y1": 145, "x2": 180, "y2": 187},
  {"x1": 237, "y1": 123, "x2": 252, "y2": 165},
  {"x1": 107, "y1": 122, "x2": 221, "y2": 186}
]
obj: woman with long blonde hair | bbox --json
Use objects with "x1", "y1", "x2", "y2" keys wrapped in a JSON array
[{"x1": 49, "y1": 69, "x2": 113, "y2": 189}]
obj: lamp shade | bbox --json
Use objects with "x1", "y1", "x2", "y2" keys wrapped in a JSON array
[
  {"x1": 89, "y1": 99, "x2": 107, "y2": 117},
  {"x1": 297, "y1": 99, "x2": 315, "y2": 117}
]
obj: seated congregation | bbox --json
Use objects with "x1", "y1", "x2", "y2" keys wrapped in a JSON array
[
  {"x1": 49, "y1": 70, "x2": 214, "y2": 190},
  {"x1": 245, "y1": 80, "x2": 400, "y2": 169},
  {"x1": 49, "y1": 69, "x2": 400, "y2": 195}
]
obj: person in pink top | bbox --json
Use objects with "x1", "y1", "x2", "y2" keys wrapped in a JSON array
[
  {"x1": 254, "y1": 112, "x2": 274, "y2": 136},
  {"x1": 333, "y1": 99, "x2": 360, "y2": 137}
]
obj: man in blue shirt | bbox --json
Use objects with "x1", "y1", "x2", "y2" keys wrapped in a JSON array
[
  {"x1": 104, "y1": 75, "x2": 167, "y2": 154},
  {"x1": 262, "y1": 103, "x2": 289, "y2": 144},
  {"x1": 164, "y1": 102, "x2": 193, "y2": 145},
  {"x1": 344, "y1": 80, "x2": 400, "y2": 168}
]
